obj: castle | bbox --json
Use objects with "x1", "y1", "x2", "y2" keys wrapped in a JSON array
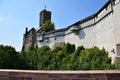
[{"x1": 22, "y1": 0, "x2": 120, "y2": 63}]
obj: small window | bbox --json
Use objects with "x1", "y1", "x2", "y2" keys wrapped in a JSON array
[
  {"x1": 117, "y1": 44, "x2": 120, "y2": 56},
  {"x1": 54, "y1": 38, "x2": 57, "y2": 40}
]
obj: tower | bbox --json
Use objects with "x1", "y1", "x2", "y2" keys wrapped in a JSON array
[
  {"x1": 22, "y1": 28, "x2": 37, "y2": 51},
  {"x1": 39, "y1": 8, "x2": 51, "y2": 27}
]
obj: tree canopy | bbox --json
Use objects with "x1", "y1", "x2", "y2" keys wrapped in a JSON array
[
  {"x1": 20, "y1": 43, "x2": 115, "y2": 70},
  {"x1": 42, "y1": 20, "x2": 55, "y2": 32},
  {"x1": 0, "y1": 45, "x2": 27, "y2": 69},
  {"x1": 0, "y1": 44, "x2": 118, "y2": 70}
]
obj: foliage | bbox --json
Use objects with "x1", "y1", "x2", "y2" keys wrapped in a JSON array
[
  {"x1": 25, "y1": 46, "x2": 38, "y2": 70},
  {"x1": 0, "y1": 45, "x2": 24, "y2": 69},
  {"x1": 73, "y1": 47, "x2": 113, "y2": 70},
  {"x1": 37, "y1": 46, "x2": 52, "y2": 70},
  {"x1": 26, "y1": 43, "x2": 113, "y2": 70},
  {"x1": 114, "y1": 58, "x2": 120, "y2": 69},
  {"x1": 0, "y1": 44, "x2": 115, "y2": 70},
  {"x1": 63, "y1": 43, "x2": 75, "y2": 54},
  {"x1": 42, "y1": 20, "x2": 55, "y2": 32}
]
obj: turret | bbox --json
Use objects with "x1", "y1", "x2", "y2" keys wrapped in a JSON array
[
  {"x1": 39, "y1": 7, "x2": 51, "y2": 27},
  {"x1": 25, "y1": 27, "x2": 28, "y2": 34}
]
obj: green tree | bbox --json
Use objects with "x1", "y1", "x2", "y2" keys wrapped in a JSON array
[
  {"x1": 50, "y1": 43, "x2": 75, "y2": 70},
  {"x1": 26, "y1": 46, "x2": 38, "y2": 70},
  {"x1": 42, "y1": 20, "x2": 55, "y2": 32},
  {"x1": 73, "y1": 47, "x2": 113, "y2": 70},
  {"x1": 114, "y1": 58, "x2": 120, "y2": 69},
  {"x1": 37, "y1": 46, "x2": 52, "y2": 70},
  {"x1": 17, "y1": 52, "x2": 29, "y2": 69},
  {"x1": 0, "y1": 45, "x2": 20, "y2": 69},
  {"x1": 0, "y1": 43, "x2": 114, "y2": 70},
  {"x1": 63, "y1": 43, "x2": 75, "y2": 54}
]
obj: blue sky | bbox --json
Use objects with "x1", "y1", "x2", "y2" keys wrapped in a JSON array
[{"x1": 0, "y1": 0, "x2": 107, "y2": 51}]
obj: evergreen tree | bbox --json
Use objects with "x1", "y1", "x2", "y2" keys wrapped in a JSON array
[
  {"x1": 0, "y1": 44, "x2": 115, "y2": 70},
  {"x1": 0, "y1": 45, "x2": 21, "y2": 69},
  {"x1": 42, "y1": 20, "x2": 55, "y2": 32}
]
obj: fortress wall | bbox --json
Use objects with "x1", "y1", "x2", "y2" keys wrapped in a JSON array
[
  {"x1": 37, "y1": 1, "x2": 120, "y2": 61},
  {"x1": 113, "y1": 0, "x2": 120, "y2": 46},
  {"x1": 95, "y1": 5, "x2": 114, "y2": 51},
  {"x1": 96, "y1": 0, "x2": 120, "y2": 62},
  {"x1": 65, "y1": 24, "x2": 97, "y2": 48},
  {"x1": 48, "y1": 35, "x2": 65, "y2": 49},
  {"x1": 65, "y1": 1, "x2": 120, "y2": 63},
  {"x1": 0, "y1": 70, "x2": 120, "y2": 80},
  {"x1": 80, "y1": 18, "x2": 94, "y2": 28},
  {"x1": 95, "y1": 11, "x2": 115, "y2": 62},
  {"x1": 38, "y1": 31, "x2": 65, "y2": 49}
]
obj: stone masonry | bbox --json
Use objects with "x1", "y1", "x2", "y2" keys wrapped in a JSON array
[{"x1": 0, "y1": 70, "x2": 120, "y2": 80}]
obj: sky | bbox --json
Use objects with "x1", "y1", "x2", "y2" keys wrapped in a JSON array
[{"x1": 0, "y1": 0, "x2": 107, "y2": 51}]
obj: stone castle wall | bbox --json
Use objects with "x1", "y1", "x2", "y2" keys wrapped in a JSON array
[
  {"x1": 64, "y1": 0, "x2": 120, "y2": 63},
  {"x1": 37, "y1": 31, "x2": 65, "y2": 49},
  {"x1": 36, "y1": 0, "x2": 120, "y2": 63},
  {"x1": 0, "y1": 70, "x2": 120, "y2": 80},
  {"x1": 22, "y1": 28, "x2": 37, "y2": 51}
]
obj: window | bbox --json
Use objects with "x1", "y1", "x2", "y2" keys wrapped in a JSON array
[
  {"x1": 54, "y1": 38, "x2": 57, "y2": 40},
  {"x1": 117, "y1": 44, "x2": 120, "y2": 56}
]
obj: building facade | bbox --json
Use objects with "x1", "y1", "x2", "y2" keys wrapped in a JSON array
[
  {"x1": 22, "y1": 28, "x2": 37, "y2": 51},
  {"x1": 22, "y1": 0, "x2": 120, "y2": 63},
  {"x1": 37, "y1": 0, "x2": 120, "y2": 63},
  {"x1": 22, "y1": 9, "x2": 51, "y2": 51}
]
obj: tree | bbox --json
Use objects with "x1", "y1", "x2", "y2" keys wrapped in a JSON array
[
  {"x1": 17, "y1": 52, "x2": 29, "y2": 69},
  {"x1": 0, "y1": 45, "x2": 20, "y2": 69},
  {"x1": 63, "y1": 43, "x2": 75, "y2": 54},
  {"x1": 73, "y1": 47, "x2": 113, "y2": 70},
  {"x1": 114, "y1": 58, "x2": 120, "y2": 69},
  {"x1": 0, "y1": 44, "x2": 114, "y2": 70},
  {"x1": 26, "y1": 46, "x2": 38, "y2": 70},
  {"x1": 37, "y1": 46, "x2": 52, "y2": 70},
  {"x1": 42, "y1": 20, "x2": 55, "y2": 32}
]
